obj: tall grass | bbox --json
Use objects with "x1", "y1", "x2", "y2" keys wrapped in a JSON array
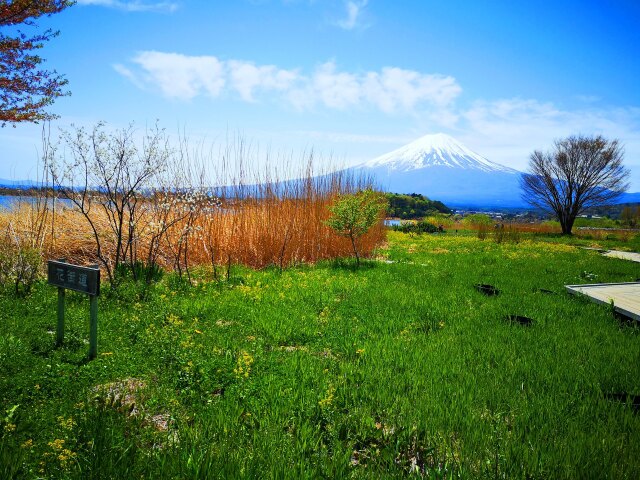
[
  {"x1": 1, "y1": 232, "x2": 639, "y2": 478},
  {"x1": 0, "y1": 147, "x2": 385, "y2": 280}
]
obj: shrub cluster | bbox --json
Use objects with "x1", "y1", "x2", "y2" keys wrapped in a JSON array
[
  {"x1": 0, "y1": 242, "x2": 41, "y2": 295},
  {"x1": 386, "y1": 192, "x2": 451, "y2": 219},
  {"x1": 392, "y1": 221, "x2": 440, "y2": 235},
  {"x1": 476, "y1": 223, "x2": 521, "y2": 244}
]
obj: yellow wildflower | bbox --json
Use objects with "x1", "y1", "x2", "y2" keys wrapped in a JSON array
[
  {"x1": 234, "y1": 350, "x2": 254, "y2": 378},
  {"x1": 57, "y1": 416, "x2": 76, "y2": 430},
  {"x1": 57, "y1": 448, "x2": 76, "y2": 468},
  {"x1": 319, "y1": 384, "x2": 335, "y2": 408},
  {"x1": 48, "y1": 439, "x2": 65, "y2": 451}
]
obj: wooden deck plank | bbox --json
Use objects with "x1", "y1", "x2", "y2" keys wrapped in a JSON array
[
  {"x1": 565, "y1": 282, "x2": 640, "y2": 321},
  {"x1": 601, "y1": 250, "x2": 640, "y2": 263}
]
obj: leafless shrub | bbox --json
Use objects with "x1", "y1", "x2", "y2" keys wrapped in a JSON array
[{"x1": 47, "y1": 122, "x2": 170, "y2": 285}]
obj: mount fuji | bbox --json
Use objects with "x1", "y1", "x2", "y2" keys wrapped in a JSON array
[{"x1": 355, "y1": 133, "x2": 526, "y2": 208}]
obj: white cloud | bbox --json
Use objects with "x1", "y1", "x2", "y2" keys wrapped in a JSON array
[
  {"x1": 76, "y1": 0, "x2": 178, "y2": 13},
  {"x1": 227, "y1": 61, "x2": 299, "y2": 102},
  {"x1": 115, "y1": 52, "x2": 461, "y2": 113},
  {"x1": 310, "y1": 61, "x2": 361, "y2": 109},
  {"x1": 363, "y1": 67, "x2": 461, "y2": 113},
  {"x1": 132, "y1": 51, "x2": 225, "y2": 100},
  {"x1": 112, "y1": 63, "x2": 145, "y2": 89},
  {"x1": 456, "y1": 98, "x2": 640, "y2": 174},
  {"x1": 335, "y1": 0, "x2": 368, "y2": 30}
]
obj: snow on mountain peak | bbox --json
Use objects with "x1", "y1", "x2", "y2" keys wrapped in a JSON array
[{"x1": 363, "y1": 133, "x2": 518, "y2": 174}]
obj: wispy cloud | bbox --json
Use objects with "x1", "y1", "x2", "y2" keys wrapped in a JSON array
[
  {"x1": 76, "y1": 0, "x2": 179, "y2": 13},
  {"x1": 112, "y1": 64, "x2": 145, "y2": 89},
  {"x1": 120, "y1": 51, "x2": 226, "y2": 98},
  {"x1": 114, "y1": 52, "x2": 461, "y2": 113},
  {"x1": 456, "y1": 98, "x2": 640, "y2": 171},
  {"x1": 335, "y1": 0, "x2": 368, "y2": 30}
]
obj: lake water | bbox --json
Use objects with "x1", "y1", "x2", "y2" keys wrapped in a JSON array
[
  {"x1": 0, "y1": 196, "x2": 72, "y2": 210},
  {"x1": 384, "y1": 219, "x2": 402, "y2": 226},
  {"x1": 0, "y1": 195, "x2": 23, "y2": 209}
]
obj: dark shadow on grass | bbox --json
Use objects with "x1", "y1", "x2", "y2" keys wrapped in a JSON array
[
  {"x1": 474, "y1": 284, "x2": 500, "y2": 296},
  {"x1": 60, "y1": 353, "x2": 92, "y2": 367},
  {"x1": 30, "y1": 338, "x2": 55, "y2": 358},
  {"x1": 535, "y1": 288, "x2": 556, "y2": 295},
  {"x1": 613, "y1": 311, "x2": 640, "y2": 329},
  {"x1": 503, "y1": 314, "x2": 534, "y2": 326},
  {"x1": 329, "y1": 258, "x2": 379, "y2": 271},
  {"x1": 604, "y1": 392, "x2": 640, "y2": 413}
]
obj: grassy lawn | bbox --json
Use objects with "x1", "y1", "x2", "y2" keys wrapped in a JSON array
[{"x1": 1, "y1": 231, "x2": 639, "y2": 478}]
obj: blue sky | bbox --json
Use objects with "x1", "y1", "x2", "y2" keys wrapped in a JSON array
[{"x1": 2, "y1": 0, "x2": 640, "y2": 189}]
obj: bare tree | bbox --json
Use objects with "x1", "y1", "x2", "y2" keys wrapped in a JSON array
[
  {"x1": 47, "y1": 122, "x2": 170, "y2": 285},
  {"x1": 521, "y1": 135, "x2": 629, "y2": 235}
]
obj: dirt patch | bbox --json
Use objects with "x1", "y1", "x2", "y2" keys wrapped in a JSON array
[{"x1": 92, "y1": 378, "x2": 147, "y2": 416}]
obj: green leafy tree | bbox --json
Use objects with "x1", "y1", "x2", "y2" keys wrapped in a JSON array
[
  {"x1": 1, "y1": 0, "x2": 73, "y2": 126},
  {"x1": 386, "y1": 192, "x2": 451, "y2": 219},
  {"x1": 326, "y1": 189, "x2": 386, "y2": 267}
]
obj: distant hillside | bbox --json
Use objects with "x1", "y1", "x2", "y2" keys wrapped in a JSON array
[
  {"x1": 386, "y1": 193, "x2": 451, "y2": 219},
  {"x1": 618, "y1": 192, "x2": 640, "y2": 204}
]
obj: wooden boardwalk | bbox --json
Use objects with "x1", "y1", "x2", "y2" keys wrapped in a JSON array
[
  {"x1": 601, "y1": 250, "x2": 640, "y2": 263},
  {"x1": 566, "y1": 282, "x2": 640, "y2": 321}
]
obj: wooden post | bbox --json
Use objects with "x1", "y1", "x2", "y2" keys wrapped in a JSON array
[
  {"x1": 48, "y1": 259, "x2": 100, "y2": 360},
  {"x1": 89, "y1": 294, "x2": 98, "y2": 359},
  {"x1": 56, "y1": 287, "x2": 65, "y2": 346}
]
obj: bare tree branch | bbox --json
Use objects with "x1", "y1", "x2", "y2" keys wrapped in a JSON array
[{"x1": 520, "y1": 135, "x2": 629, "y2": 234}]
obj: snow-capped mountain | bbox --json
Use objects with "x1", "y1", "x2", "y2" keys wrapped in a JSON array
[
  {"x1": 364, "y1": 133, "x2": 518, "y2": 174},
  {"x1": 356, "y1": 133, "x2": 526, "y2": 207}
]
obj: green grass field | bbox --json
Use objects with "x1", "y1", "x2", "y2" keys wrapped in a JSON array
[{"x1": 1, "y1": 231, "x2": 639, "y2": 478}]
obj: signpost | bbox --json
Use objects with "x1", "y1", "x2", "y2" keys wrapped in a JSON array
[{"x1": 47, "y1": 259, "x2": 100, "y2": 359}]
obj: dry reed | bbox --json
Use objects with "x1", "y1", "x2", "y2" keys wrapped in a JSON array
[{"x1": 0, "y1": 165, "x2": 386, "y2": 277}]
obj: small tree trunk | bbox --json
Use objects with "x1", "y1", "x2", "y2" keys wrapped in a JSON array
[{"x1": 350, "y1": 233, "x2": 360, "y2": 267}]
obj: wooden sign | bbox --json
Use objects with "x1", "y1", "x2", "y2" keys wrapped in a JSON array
[
  {"x1": 47, "y1": 260, "x2": 100, "y2": 296},
  {"x1": 47, "y1": 259, "x2": 100, "y2": 359}
]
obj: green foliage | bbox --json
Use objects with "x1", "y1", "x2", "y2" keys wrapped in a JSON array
[
  {"x1": 386, "y1": 192, "x2": 451, "y2": 219},
  {"x1": 574, "y1": 217, "x2": 621, "y2": 229},
  {"x1": 115, "y1": 261, "x2": 164, "y2": 284},
  {"x1": 0, "y1": 242, "x2": 41, "y2": 296},
  {"x1": 392, "y1": 220, "x2": 439, "y2": 234},
  {"x1": 326, "y1": 189, "x2": 386, "y2": 266},
  {"x1": 0, "y1": 231, "x2": 639, "y2": 478},
  {"x1": 463, "y1": 213, "x2": 493, "y2": 226},
  {"x1": 326, "y1": 190, "x2": 385, "y2": 238}
]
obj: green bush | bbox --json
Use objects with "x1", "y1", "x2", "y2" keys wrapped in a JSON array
[
  {"x1": 0, "y1": 242, "x2": 42, "y2": 295},
  {"x1": 392, "y1": 221, "x2": 439, "y2": 234},
  {"x1": 463, "y1": 213, "x2": 492, "y2": 226},
  {"x1": 326, "y1": 189, "x2": 386, "y2": 267}
]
